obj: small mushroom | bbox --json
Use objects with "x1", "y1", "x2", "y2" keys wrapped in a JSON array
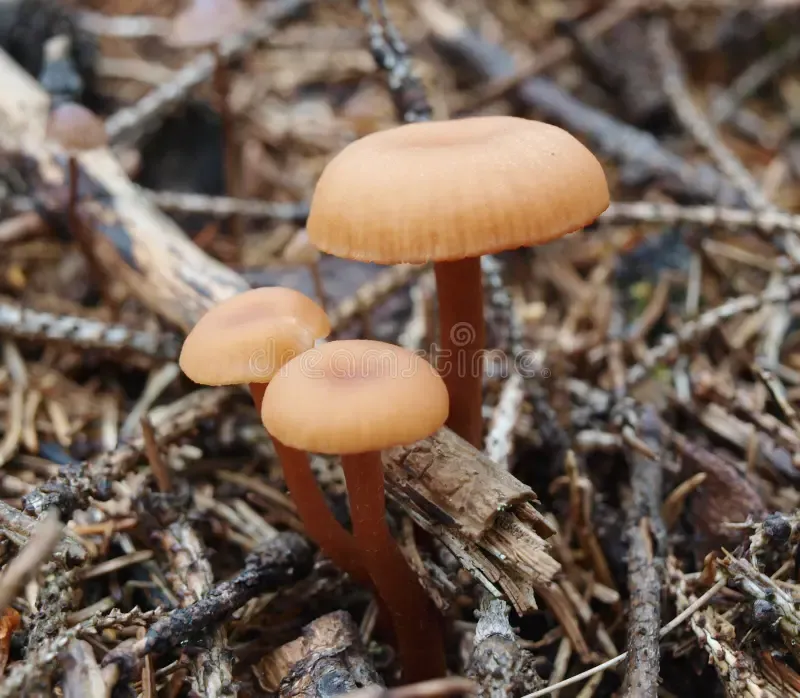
[
  {"x1": 168, "y1": 0, "x2": 251, "y2": 48},
  {"x1": 167, "y1": 0, "x2": 252, "y2": 256},
  {"x1": 261, "y1": 339, "x2": 448, "y2": 682},
  {"x1": 178, "y1": 287, "x2": 368, "y2": 585},
  {"x1": 307, "y1": 116, "x2": 609, "y2": 448},
  {"x1": 46, "y1": 102, "x2": 108, "y2": 270}
]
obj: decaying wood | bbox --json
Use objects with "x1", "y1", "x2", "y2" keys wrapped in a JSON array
[
  {"x1": 384, "y1": 429, "x2": 559, "y2": 613},
  {"x1": 256, "y1": 610, "x2": 382, "y2": 698},
  {"x1": 384, "y1": 429, "x2": 541, "y2": 542},
  {"x1": 159, "y1": 520, "x2": 235, "y2": 698},
  {"x1": 667, "y1": 429, "x2": 766, "y2": 554},
  {"x1": 467, "y1": 597, "x2": 542, "y2": 698}
]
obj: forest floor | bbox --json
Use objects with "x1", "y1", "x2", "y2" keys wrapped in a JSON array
[{"x1": 2, "y1": 0, "x2": 800, "y2": 696}]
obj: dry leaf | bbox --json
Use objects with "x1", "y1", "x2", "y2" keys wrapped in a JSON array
[{"x1": 0, "y1": 607, "x2": 21, "y2": 676}]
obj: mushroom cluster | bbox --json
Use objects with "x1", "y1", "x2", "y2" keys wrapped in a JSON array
[
  {"x1": 178, "y1": 115, "x2": 608, "y2": 685},
  {"x1": 179, "y1": 288, "x2": 447, "y2": 681},
  {"x1": 179, "y1": 288, "x2": 372, "y2": 587}
]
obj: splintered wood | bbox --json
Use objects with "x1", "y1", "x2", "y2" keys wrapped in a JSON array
[{"x1": 384, "y1": 428, "x2": 559, "y2": 613}]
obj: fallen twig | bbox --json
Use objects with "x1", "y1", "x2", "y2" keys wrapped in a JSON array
[
  {"x1": 103, "y1": 532, "x2": 313, "y2": 680},
  {"x1": 522, "y1": 578, "x2": 727, "y2": 698},
  {"x1": 621, "y1": 407, "x2": 665, "y2": 698}
]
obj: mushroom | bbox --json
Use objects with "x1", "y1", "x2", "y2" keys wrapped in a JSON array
[
  {"x1": 46, "y1": 102, "x2": 108, "y2": 224},
  {"x1": 46, "y1": 102, "x2": 109, "y2": 279},
  {"x1": 261, "y1": 339, "x2": 448, "y2": 682},
  {"x1": 306, "y1": 116, "x2": 609, "y2": 448},
  {"x1": 168, "y1": 0, "x2": 252, "y2": 255},
  {"x1": 178, "y1": 287, "x2": 367, "y2": 585}
]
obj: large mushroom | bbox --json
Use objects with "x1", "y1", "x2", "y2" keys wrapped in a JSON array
[
  {"x1": 261, "y1": 339, "x2": 448, "y2": 683},
  {"x1": 306, "y1": 116, "x2": 609, "y2": 448},
  {"x1": 179, "y1": 287, "x2": 368, "y2": 586}
]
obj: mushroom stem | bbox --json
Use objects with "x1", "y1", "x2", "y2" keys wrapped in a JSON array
[
  {"x1": 433, "y1": 257, "x2": 485, "y2": 448},
  {"x1": 247, "y1": 383, "x2": 367, "y2": 583},
  {"x1": 341, "y1": 451, "x2": 447, "y2": 683},
  {"x1": 271, "y1": 438, "x2": 371, "y2": 587},
  {"x1": 248, "y1": 382, "x2": 267, "y2": 412}
]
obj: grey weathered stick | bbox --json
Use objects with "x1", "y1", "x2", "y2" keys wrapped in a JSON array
[
  {"x1": 621, "y1": 408, "x2": 665, "y2": 698},
  {"x1": 603, "y1": 200, "x2": 800, "y2": 237},
  {"x1": 143, "y1": 190, "x2": 309, "y2": 221},
  {"x1": 0, "y1": 298, "x2": 180, "y2": 362}
]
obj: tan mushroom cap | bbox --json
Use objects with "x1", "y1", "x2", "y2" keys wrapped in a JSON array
[
  {"x1": 179, "y1": 287, "x2": 330, "y2": 386},
  {"x1": 47, "y1": 102, "x2": 108, "y2": 152},
  {"x1": 261, "y1": 340, "x2": 449, "y2": 454},
  {"x1": 168, "y1": 0, "x2": 251, "y2": 47},
  {"x1": 307, "y1": 116, "x2": 609, "y2": 264}
]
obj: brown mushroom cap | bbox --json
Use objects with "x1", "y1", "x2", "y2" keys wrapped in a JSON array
[
  {"x1": 168, "y1": 0, "x2": 251, "y2": 47},
  {"x1": 179, "y1": 287, "x2": 330, "y2": 386},
  {"x1": 46, "y1": 103, "x2": 108, "y2": 152},
  {"x1": 261, "y1": 340, "x2": 448, "y2": 454},
  {"x1": 307, "y1": 116, "x2": 609, "y2": 263}
]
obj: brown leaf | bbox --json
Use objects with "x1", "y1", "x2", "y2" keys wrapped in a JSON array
[{"x1": 0, "y1": 607, "x2": 21, "y2": 676}]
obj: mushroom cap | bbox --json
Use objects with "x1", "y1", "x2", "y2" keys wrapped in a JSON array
[
  {"x1": 307, "y1": 116, "x2": 609, "y2": 264},
  {"x1": 46, "y1": 102, "x2": 108, "y2": 152},
  {"x1": 168, "y1": 0, "x2": 251, "y2": 47},
  {"x1": 261, "y1": 340, "x2": 449, "y2": 454},
  {"x1": 179, "y1": 287, "x2": 330, "y2": 386}
]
